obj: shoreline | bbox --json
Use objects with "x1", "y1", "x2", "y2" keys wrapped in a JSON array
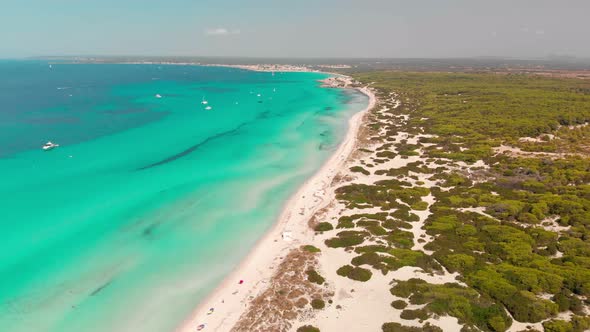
[
  {"x1": 175, "y1": 83, "x2": 376, "y2": 332},
  {"x1": 202, "y1": 64, "x2": 317, "y2": 73},
  {"x1": 44, "y1": 61, "x2": 320, "y2": 73}
]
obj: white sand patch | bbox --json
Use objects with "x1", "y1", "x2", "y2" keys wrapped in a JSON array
[
  {"x1": 294, "y1": 232, "x2": 389, "y2": 330},
  {"x1": 411, "y1": 193, "x2": 436, "y2": 254},
  {"x1": 519, "y1": 134, "x2": 555, "y2": 142},
  {"x1": 540, "y1": 216, "x2": 570, "y2": 233},
  {"x1": 390, "y1": 266, "x2": 464, "y2": 285},
  {"x1": 551, "y1": 250, "x2": 564, "y2": 259},
  {"x1": 567, "y1": 123, "x2": 589, "y2": 130}
]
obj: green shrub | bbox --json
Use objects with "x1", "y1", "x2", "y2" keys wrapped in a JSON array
[
  {"x1": 390, "y1": 279, "x2": 511, "y2": 331},
  {"x1": 382, "y1": 322, "x2": 442, "y2": 332},
  {"x1": 385, "y1": 230, "x2": 414, "y2": 248},
  {"x1": 391, "y1": 209, "x2": 420, "y2": 222},
  {"x1": 297, "y1": 325, "x2": 320, "y2": 332},
  {"x1": 571, "y1": 316, "x2": 590, "y2": 332},
  {"x1": 352, "y1": 252, "x2": 383, "y2": 267},
  {"x1": 325, "y1": 231, "x2": 368, "y2": 248},
  {"x1": 336, "y1": 264, "x2": 353, "y2": 277},
  {"x1": 442, "y1": 254, "x2": 476, "y2": 273},
  {"x1": 468, "y1": 269, "x2": 558, "y2": 322},
  {"x1": 552, "y1": 289, "x2": 584, "y2": 314},
  {"x1": 366, "y1": 225, "x2": 388, "y2": 236},
  {"x1": 383, "y1": 219, "x2": 413, "y2": 230},
  {"x1": 337, "y1": 218, "x2": 355, "y2": 228},
  {"x1": 389, "y1": 248, "x2": 440, "y2": 272},
  {"x1": 311, "y1": 298, "x2": 325, "y2": 310},
  {"x1": 350, "y1": 166, "x2": 370, "y2": 176},
  {"x1": 542, "y1": 320, "x2": 573, "y2": 332},
  {"x1": 400, "y1": 308, "x2": 429, "y2": 321},
  {"x1": 306, "y1": 269, "x2": 325, "y2": 285},
  {"x1": 411, "y1": 201, "x2": 429, "y2": 211},
  {"x1": 336, "y1": 265, "x2": 372, "y2": 281},
  {"x1": 355, "y1": 245, "x2": 390, "y2": 253},
  {"x1": 314, "y1": 222, "x2": 333, "y2": 232},
  {"x1": 391, "y1": 300, "x2": 408, "y2": 309},
  {"x1": 302, "y1": 245, "x2": 321, "y2": 253}
]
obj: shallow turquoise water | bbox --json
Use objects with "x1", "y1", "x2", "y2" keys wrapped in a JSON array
[{"x1": 0, "y1": 61, "x2": 367, "y2": 332}]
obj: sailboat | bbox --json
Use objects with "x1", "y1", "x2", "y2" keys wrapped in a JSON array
[{"x1": 201, "y1": 96, "x2": 208, "y2": 105}]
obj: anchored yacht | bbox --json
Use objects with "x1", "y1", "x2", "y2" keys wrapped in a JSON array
[{"x1": 42, "y1": 141, "x2": 59, "y2": 151}]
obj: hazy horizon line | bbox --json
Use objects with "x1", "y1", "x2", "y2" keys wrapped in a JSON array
[{"x1": 6, "y1": 54, "x2": 590, "y2": 62}]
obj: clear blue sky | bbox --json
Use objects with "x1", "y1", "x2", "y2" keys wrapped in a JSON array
[{"x1": 1, "y1": 0, "x2": 589, "y2": 58}]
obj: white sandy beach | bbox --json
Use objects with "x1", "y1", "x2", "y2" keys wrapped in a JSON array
[
  {"x1": 175, "y1": 84, "x2": 376, "y2": 332},
  {"x1": 285, "y1": 95, "x2": 468, "y2": 332},
  {"x1": 174, "y1": 82, "x2": 489, "y2": 332}
]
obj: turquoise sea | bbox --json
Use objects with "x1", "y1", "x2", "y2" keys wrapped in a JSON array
[{"x1": 0, "y1": 61, "x2": 368, "y2": 332}]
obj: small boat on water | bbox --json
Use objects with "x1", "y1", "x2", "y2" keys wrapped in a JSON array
[
  {"x1": 155, "y1": 94, "x2": 162, "y2": 98},
  {"x1": 201, "y1": 96, "x2": 208, "y2": 105},
  {"x1": 205, "y1": 106, "x2": 212, "y2": 110},
  {"x1": 42, "y1": 141, "x2": 59, "y2": 151}
]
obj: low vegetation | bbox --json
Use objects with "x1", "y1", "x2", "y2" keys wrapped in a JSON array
[
  {"x1": 302, "y1": 245, "x2": 321, "y2": 253},
  {"x1": 306, "y1": 269, "x2": 325, "y2": 285},
  {"x1": 336, "y1": 265, "x2": 372, "y2": 281},
  {"x1": 310, "y1": 298, "x2": 326, "y2": 310},
  {"x1": 382, "y1": 322, "x2": 442, "y2": 332},
  {"x1": 317, "y1": 72, "x2": 590, "y2": 331},
  {"x1": 350, "y1": 165, "x2": 370, "y2": 175},
  {"x1": 297, "y1": 325, "x2": 321, "y2": 332},
  {"x1": 314, "y1": 222, "x2": 334, "y2": 232},
  {"x1": 391, "y1": 299, "x2": 408, "y2": 310}
]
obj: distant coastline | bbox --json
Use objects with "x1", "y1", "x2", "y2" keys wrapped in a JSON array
[
  {"x1": 37, "y1": 57, "x2": 353, "y2": 73},
  {"x1": 35, "y1": 56, "x2": 590, "y2": 79}
]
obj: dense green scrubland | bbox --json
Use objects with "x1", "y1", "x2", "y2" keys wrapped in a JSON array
[
  {"x1": 368, "y1": 72, "x2": 590, "y2": 159},
  {"x1": 322, "y1": 72, "x2": 590, "y2": 332}
]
